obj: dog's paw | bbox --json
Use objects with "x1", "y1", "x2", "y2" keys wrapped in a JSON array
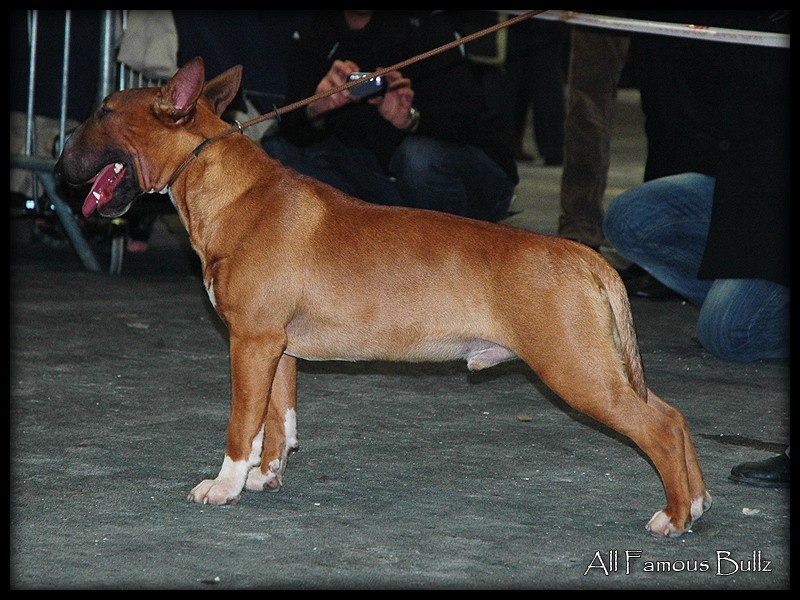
[
  {"x1": 646, "y1": 509, "x2": 691, "y2": 537},
  {"x1": 187, "y1": 478, "x2": 242, "y2": 505},
  {"x1": 245, "y1": 458, "x2": 284, "y2": 492},
  {"x1": 691, "y1": 491, "x2": 713, "y2": 520},
  {"x1": 186, "y1": 456, "x2": 247, "y2": 505}
]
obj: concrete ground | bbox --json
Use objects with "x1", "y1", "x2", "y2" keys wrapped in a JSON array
[{"x1": 9, "y1": 89, "x2": 790, "y2": 589}]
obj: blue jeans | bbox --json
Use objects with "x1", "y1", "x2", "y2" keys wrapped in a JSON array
[
  {"x1": 261, "y1": 134, "x2": 515, "y2": 222},
  {"x1": 603, "y1": 172, "x2": 789, "y2": 362}
]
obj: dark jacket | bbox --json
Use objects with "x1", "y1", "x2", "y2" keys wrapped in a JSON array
[
  {"x1": 632, "y1": 10, "x2": 789, "y2": 286},
  {"x1": 275, "y1": 10, "x2": 518, "y2": 185}
]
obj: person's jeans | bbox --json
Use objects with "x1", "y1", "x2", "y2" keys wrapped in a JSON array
[
  {"x1": 261, "y1": 134, "x2": 515, "y2": 222},
  {"x1": 603, "y1": 172, "x2": 789, "y2": 362}
]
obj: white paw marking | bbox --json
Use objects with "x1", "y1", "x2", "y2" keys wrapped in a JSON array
[
  {"x1": 646, "y1": 509, "x2": 684, "y2": 538},
  {"x1": 204, "y1": 279, "x2": 216, "y2": 308},
  {"x1": 246, "y1": 458, "x2": 282, "y2": 491},
  {"x1": 284, "y1": 408, "x2": 298, "y2": 450},
  {"x1": 247, "y1": 426, "x2": 265, "y2": 467},
  {"x1": 244, "y1": 409, "x2": 298, "y2": 492},
  {"x1": 187, "y1": 455, "x2": 247, "y2": 505},
  {"x1": 692, "y1": 491, "x2": 713, "y2": 519}
]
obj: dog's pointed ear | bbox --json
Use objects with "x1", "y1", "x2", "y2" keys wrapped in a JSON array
[
  {"x1": 158, "y1": 56, "x2": 206, "y2": 121},
  {"x1": 203, "y1": 65, "x2": 243, "y2": 117}
]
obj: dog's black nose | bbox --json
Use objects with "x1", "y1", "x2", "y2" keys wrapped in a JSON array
[{"x1": 52, "y1": 149, "x2": 88, "y2": 205}]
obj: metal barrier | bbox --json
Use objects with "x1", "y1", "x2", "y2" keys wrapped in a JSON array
[
  {"x1": 10, "y1": 9, "x2": 283, "y2": 274},
  {"x1": 10, "y1": 10, "x2": 164, "y2": 274}
]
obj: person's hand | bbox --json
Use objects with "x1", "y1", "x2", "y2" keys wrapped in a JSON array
[
  {"x1": 306, "y1": 59, "x2": 361, "y2": 121},
  {"x1": 306, "y1": 61, "x2": 417, "y2": 132},
  {"x1": 368, "y1": 69, "x2": 416, "y2": 130}
]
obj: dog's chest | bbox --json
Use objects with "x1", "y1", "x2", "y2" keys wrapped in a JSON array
[{"x1": 204, "y1": 278, "x2": 217, "y2": 309}]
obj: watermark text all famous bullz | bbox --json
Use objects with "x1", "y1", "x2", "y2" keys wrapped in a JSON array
[{"x1": 583, "y1": 550, "x2": 772, "y2": 577}]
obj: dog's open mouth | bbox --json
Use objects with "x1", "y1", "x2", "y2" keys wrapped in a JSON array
[{"x1": 81, "y1": 162, "x2": 126, "y2": 218}]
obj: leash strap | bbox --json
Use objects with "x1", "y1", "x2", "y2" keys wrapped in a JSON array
[
  {"x1": 248, "y1": 10, "x2": 544, "y2": 131},
  {"x1": 166, "y1": 9, "x2": 543, "y2": 186}
]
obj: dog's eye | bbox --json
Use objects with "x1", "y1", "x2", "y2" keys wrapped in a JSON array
[{"x1": 96, "y1": 103, "x2": 112, "y2": 118}]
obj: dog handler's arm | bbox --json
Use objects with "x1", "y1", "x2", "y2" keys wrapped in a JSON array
[
  {"x1": 306, "y1": 59, "x2": 361, "y2": 129},
  {"x1": 369, "y1": 69, "x2": 416, "y2": 132}
]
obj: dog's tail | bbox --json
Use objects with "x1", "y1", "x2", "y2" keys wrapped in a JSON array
[{"x1": 601, "y1": 263, "x2": 649, "y2": 402}]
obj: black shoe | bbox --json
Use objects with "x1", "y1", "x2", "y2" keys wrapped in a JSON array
[
  {"x1": 617, "y1": 265, "x2": 680, "y2": 301},
  {"x1": 617, "y1": 263, "x2": 647, "y2": 282},
  {"x1": 729, "y1": 453, "x2": 790, "y2": 488},
  {"x1": 630, "y1": 275, "x2": 680, "y2": 300}
]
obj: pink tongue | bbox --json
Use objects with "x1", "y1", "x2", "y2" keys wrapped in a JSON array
[{"x1": 82, "y1": 163, "x2": 125, "y2": 217}]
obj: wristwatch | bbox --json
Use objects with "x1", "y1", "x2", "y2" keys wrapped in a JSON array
[{"x1": 401, "y1": 107, "x2": 421, "y2": 133}]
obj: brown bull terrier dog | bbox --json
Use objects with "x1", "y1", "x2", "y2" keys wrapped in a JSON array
[{"x1": 56, "y1": 56, "x2": 711, "y2": 537}]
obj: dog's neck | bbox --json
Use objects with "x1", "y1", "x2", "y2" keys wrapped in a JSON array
[{"x1": 166, "y1": 132, "x2": 283, "y2": 258}]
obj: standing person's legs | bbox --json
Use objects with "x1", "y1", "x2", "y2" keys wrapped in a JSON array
[
  {"x1": 526, "y1": 32, "x2": 566, "y2": 165},
  {"x1": 558, "y1": 29, "x2": 630, "y2": 249},
  {"x1": 503, "y1": 26, "x2": 535, "y2": 163},
  {"x1": 481, "y1": 51, "x2": 529, "y2": 162},
  {"x1": 511, "y1": 86, "x2": 534, "y2": 162},
  {"x1": 390, "y1": 136, "x2": 515, "y2": 222}
]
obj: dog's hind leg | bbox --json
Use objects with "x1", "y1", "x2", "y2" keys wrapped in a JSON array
[
  {"x1": 534, "y1": 359, "x2": 700, "y2": 536},
  {"x1": 645, "y1": 389, "x2": 712, "y2": 523},
  {"x1": 246, "y1": 353, "x2": 299, "y2": 492},
  {"x1": 187, "y1": 333, "x2": 286, "y2": 505},
  {"x1": 588, "y1": 389, "x2": 700, "y2": 537},
  {"x1": 511, "y1": 291, "x2": 705, "y2": 536}
]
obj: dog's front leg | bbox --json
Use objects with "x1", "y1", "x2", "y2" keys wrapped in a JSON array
[
  {"x1": 187, "y1": 333, "x2": 286, "y2": 505},
  {"x1": 246, "y1": 353, "x2": 298, "y2": 492}
]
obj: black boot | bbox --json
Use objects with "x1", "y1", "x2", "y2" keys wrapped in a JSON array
[
  {"x1": 617, "y1": 264, "x2": 681, "y2": 301},
  {"x1": 729, "y1": 453, "x2": 790, "y2": 488}
]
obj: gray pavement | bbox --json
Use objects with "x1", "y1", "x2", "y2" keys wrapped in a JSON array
[{"x1": 10, "y1": 89, "x2": 790, "y2": 589}]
